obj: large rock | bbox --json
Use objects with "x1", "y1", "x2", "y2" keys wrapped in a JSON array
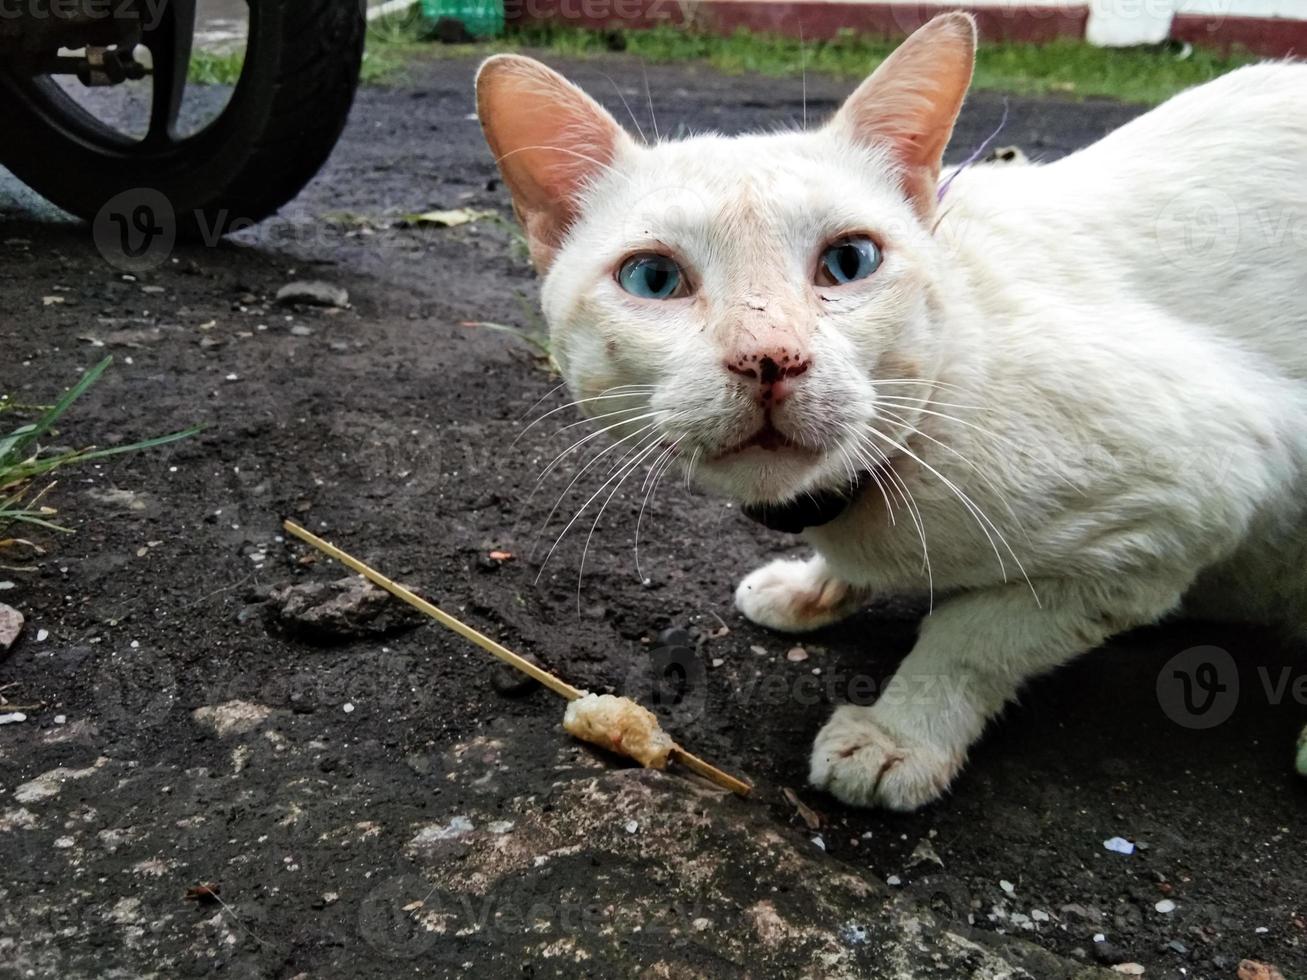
[
  {"x1": 269, "y1": 576, "x2": 419, "y2": 643},
  {"x1": 0, "y1": 602, "x2": 23, "y2": 652}
]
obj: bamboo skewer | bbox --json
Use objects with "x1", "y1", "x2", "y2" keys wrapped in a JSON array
[{"x1": 283, "y1": 520, "x2": 752, "y2": 797}]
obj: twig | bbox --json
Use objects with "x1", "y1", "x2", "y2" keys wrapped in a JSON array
[{"x1": 282, "y1": 520, "x2": 752, "y2": 797}]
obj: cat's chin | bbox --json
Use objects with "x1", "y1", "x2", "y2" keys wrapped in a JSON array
[{"x1": 695, "y1": 445, "x2": 841, "y2": 508}]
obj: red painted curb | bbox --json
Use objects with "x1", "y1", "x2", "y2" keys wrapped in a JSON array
[
  {"x1": 1171, "y1": 14, "x2": 1307, "y2": 59},
  {"x1": 504, "y1": 1, "x2": 1307, "y2": 60},
  {"x1": 504, "y1": 0, "x2": 1088, "y2": 44}
]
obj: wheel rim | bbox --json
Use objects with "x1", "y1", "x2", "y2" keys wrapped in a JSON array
[{"x1": 2, "y1": 0, "x2": 252, "y2": 162}]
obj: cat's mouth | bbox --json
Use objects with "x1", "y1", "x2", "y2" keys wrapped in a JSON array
[{"x1": 713, "y1": 420, "x2": 816, "y2": 460}]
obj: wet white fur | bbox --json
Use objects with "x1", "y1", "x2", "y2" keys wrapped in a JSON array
[{"x1": 506, "y1": 55, "x2": 1307, "y2": 808}]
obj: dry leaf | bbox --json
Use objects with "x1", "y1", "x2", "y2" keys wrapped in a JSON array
[
  {"x1": 184, "y1": 883, "x2": 221, "y2": 904},
  {"x1": 782, "y1": 787, "x2": 823, "y2": 831},
  {"x1": 401, "y1": 208, "x2": 491, "y2": 228}
]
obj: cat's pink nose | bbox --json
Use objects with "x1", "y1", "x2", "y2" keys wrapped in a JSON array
[{"x1": 725, "y1": 348, "x2": 810, "y2": 404}]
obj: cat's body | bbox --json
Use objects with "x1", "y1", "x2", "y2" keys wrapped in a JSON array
[{"x1": 476, "y1": 17, "x2": 1307, "y2": 809}]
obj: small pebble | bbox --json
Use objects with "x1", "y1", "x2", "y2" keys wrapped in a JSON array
[
  {"x1": 342, "y1": 702, "x2": 355, "y2": 714},
  {"x1": 1093, "y1": 941, "x2": 1128, "y2": 966},
  {"x1": 1112, "y1": 965, "x2": 1145, "y2": 977},
  {"x1": 624, "y1": 820, "x2": 639, "y2": 834},
  {"x1": 0, "y1": 712, "x2": 27, "y2": 725},
  {"x1": 1000, "y1": 880, "x2": 1016, "y2": 895},
  {"x1": 886, "y1": 875, "x2": 901, "y2": 887},
  {"x1": 786, "y1": 646, "x2": 808, "y2": 662},
  {"x1": 1154, "y1": 899, "x2": 1176, "y2": 914},
  {"x1": 1103, "y1": 836, "x2": 1135, "y2": 855},
  {"x1": 491, "y1": 653, "x2": 543, "y2": 697}
]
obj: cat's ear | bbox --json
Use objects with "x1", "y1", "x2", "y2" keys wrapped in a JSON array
[
  {"x1": 828, "y1": 12, "x2": 976, "y2": 215},
  {"x1": 476, "y1": 55, "x2": 633, "y2": 271}
]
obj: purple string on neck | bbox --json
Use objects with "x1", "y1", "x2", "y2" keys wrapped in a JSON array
[{"x1": 936, "y1": 98, "x2": 1011, "y2": 203}]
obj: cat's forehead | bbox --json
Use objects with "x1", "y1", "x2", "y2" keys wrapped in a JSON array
[
  {"x1": 592, "y1": 130, "x2": 905, "y2": 240},
  {"x1": 635, "y1": 131, "x2": 865, "y2": 193}
]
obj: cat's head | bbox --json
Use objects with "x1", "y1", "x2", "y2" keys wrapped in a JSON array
[{"x1": 477, "y1": 14, "x2": 975, "y2": 507}]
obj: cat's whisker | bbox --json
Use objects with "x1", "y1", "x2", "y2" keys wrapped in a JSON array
[
  {"x1": 682, "y1": 445, "x2": 703, "y2": 490},
  {"x1": 516, "y1": 385, "x2": 655, "y2": 440},
  {"x1": 874, "y1": 400, "x2": 1083, "y2": 496},
  {"x1": 799, "y1": 20, "x2": 808, "y2": 130},
  {"x1": 873, "y1": 377, "x2": 967, "y2": 394},
  {"x1": 875, "y1": 406, "x2": 1029, "y2": 535},
  {"x1": 597, "y1": 71, "x2": 649, "y2": 145},
  {"x1": 577, "y1": 434, "x2": 667, "y2": 611},
  {"x1": 558, "y1": 402, "x2": 655, "y2": 433},
  {"x1": 537, "y1": 428, "x2": 662, "y2": 585},
  {"x1": 840, "y1": 425, "x2": 934, "y2": 607},
  {"x1": 863, "y1": 424, "x2": 1040, "y2": 606},
  {"x1": 835, "y1": 428, "x2": 895, "y2": 526},
  {"x1": 517, "y1": 381, "x2": 568, "y2": 424},
  {"x1": 531, "y1": 421, "x2": 661, "y2": 563},
  {"x1": 641, "y1": 61, "x2": 660, "y2": 143},
  {"x1": 537, "y1": 410, "x2": 667, "y2": 483},
  {"x1": 876, "y1": 394, "x2": 986, "y2": 412},
  {"x1": 635, "y1": 441, "x2": 680, "y2": 581}
]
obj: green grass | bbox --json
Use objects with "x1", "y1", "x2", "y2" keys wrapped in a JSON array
[
  {"x1": 495, "y1": 25, "x2": 1255, "y2": 105},
  {"x1": 187, "y1": 13, "x2": 435, "y2": 86},
  {"x1": 188, "y1": 14, "x2": 1252, "y2": 103},
  {"x1": 0, "y1": 357, "x2": 200, "y2": 536}
]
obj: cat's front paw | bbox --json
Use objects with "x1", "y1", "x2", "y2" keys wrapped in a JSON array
[
  {"x1": 734, "y1": 557, "x2": 866, "y2": 634},
  {"x1": 809, "y1": 705, "x2": 962, "y2": 811}
]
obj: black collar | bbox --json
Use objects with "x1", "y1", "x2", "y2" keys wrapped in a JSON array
[{"x1": 741, "y1": 471, "x2": 873, "y2": 534}]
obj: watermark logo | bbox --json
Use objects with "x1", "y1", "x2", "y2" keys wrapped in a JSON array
[
  {"x1": 623, "y1": 641, "x2": 707, "y2": 725},
  {"x1": 93, "y1": 187, "x2": 176, "y2": 273},
  {"x1": 1154, "y1": 187, "x2": 1241, "y2": 269},
  {"x1": 359, "y1": 875, "x2": 443, "y2": 959},
  {"x1": 1156, "y1": 645, "x2": 1239, "y2": 730}
]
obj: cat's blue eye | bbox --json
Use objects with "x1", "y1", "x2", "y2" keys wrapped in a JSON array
[
  {"x1": 818, "y1": 236, "x2": 882, "y2": 286},
  {"x1": 617, "y1": 254, "x2": 684, "y2": 300}
]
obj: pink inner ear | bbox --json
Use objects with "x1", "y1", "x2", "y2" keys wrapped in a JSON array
[
  {"x1": 830, "y1": 13, "x2": 976, "y2": 215},
  {"x1": 477, "y1": 56, "x2": 628, "y2": 269}
]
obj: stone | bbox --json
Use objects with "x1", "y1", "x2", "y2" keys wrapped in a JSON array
[
  {"x1": 192, "y1": 700, "x2": 272, "y2": 738},
  {"x1": 0, "y1": 602, "x2": 23, "y2": 652},
  {"x1": 269, "y1": 576, "x2": 419, "y2": 642},
  {"x1": 275, "y1": 281, "x2": 349, "y2": 309}
]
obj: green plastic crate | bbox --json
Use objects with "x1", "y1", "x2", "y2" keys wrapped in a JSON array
[{"x1": 420, "y1": 0, "x2": 504, "y2": 39}]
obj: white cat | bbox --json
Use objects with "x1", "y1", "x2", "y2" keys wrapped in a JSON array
[{"x1": 476, "y1": 14, "x2": 1307, "y2": 809}]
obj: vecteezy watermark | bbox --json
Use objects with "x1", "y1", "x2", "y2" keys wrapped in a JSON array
[
  {"x1": 0, "y1": 0, "x2": 170, "y2": 31},
  {"x1": 1157, "y1": 644, "x2": 1307, "y2": 730},
  {"x1": 93, "y1": 187, "x2": 176, "y2": 274},
  {"x1": 1156, "y1": 645, "x2": 1239, "y2": 729}
]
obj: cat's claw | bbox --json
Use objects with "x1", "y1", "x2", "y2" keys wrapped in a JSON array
[
  {"x1": 809, "y1": 705, "x2": 961, "y2": 811},
  {"x1": 735, "y1": 557, "x2": 867, "y2": 634}
]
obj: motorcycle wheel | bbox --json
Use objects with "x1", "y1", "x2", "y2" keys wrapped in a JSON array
[{"x1": 0, "y1": 0, "x2": 365, "y2": 238}]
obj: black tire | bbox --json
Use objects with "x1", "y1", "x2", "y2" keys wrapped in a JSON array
[{"x1": 0, "y1": 0, "x2": 365, "y2": 238}]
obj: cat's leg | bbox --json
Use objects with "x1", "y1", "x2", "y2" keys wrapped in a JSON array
[
  {"x1": 811, "y1": 578, "x2": 1185, "y2": 810},
  {"x1": 735, "y1": 554, "x2": 870, "y2": 633}
]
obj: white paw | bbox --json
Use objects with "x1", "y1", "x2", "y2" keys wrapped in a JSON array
[
  {"x1": 809, "y1": 705, "x2": 962, "y2": 811},
  {"x1": 734, "y1": 557, "x2": 865, "y2": 634}
]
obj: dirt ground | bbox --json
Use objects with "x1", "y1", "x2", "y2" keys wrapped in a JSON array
[{"x1": 1, "y1": 53, "x2": 1304, "y2": 980}]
